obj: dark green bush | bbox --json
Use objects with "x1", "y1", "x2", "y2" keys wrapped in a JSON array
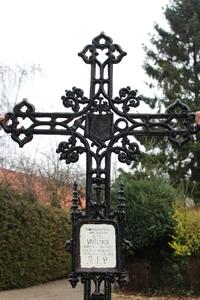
[
  {"x1": 112, "y1": 172, "x2": 200, "y2": 291},
  {"x1": 0, "y1": 185, "x2": 71, "y2": 290},
  {"x1": 112, "y1": 171, "x2": 181, "y2": 252}
]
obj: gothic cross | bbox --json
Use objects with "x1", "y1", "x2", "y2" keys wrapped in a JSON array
[{"x1": 1, "y1": 33, "x2": 199, "y2": 300}]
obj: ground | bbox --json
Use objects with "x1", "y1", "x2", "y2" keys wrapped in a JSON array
[
  {"x1": 0, "y1": 279, "x2": 200, "y2": 300},
  {"x1": 0, "y1": 279, "x2": 82, "y2": 300}
]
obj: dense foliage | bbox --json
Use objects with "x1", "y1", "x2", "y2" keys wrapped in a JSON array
[
  {"x1": 142, "y1": 0, "x2": 200, "y2": 201},
  {"x1": 112, "y1": 171, "x2": 200, "y2": 290},
  {"x1": 112, "y1": 171, "x2": 181, "y2": 252},
  {"x1": 0, "y1": 185, "x2": 71, "y2": 290},
  {"x1": 170, "y1": 206, "x2": 200, "y2": 256}
]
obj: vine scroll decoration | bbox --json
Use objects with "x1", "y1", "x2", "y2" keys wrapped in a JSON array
[{"x1": 1, "y1": 33, "x2": 199, "y2": 300}]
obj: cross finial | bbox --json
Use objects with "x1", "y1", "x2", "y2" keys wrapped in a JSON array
[{"x1": 78, "y1": 33, "x2": 127, "y2": 100}]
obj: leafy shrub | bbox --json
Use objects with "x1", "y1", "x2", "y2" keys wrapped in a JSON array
[
  {"x1": 112, "y1": 171, "x2": 181, "y2": 251},
  {"x1": 112, "y1": 172, "x2": 200, "y2": 291},
  {"x1": 0, "y1": 185, "x2": 71, "y2": 290},
  {"x1": 170, "y1": 206, "x2": 200, "y2": 256}
]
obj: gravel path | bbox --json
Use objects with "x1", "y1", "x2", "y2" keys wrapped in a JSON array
[
  {"x1": 0, "y1": 279, "x2": 83, "y2": 300},
  {"x1": 2, "y1": 280, "x2": 199, "y2": 300}
]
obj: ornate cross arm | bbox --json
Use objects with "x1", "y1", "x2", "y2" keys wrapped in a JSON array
[
  {"x1": 109, "y1": 99, "x2": 199, "y2": 149},
  {"x1": 0, "y1": 33, "x2": 199, "y2": 154},
  {"x1": 0, "y1": 98, "x2": 199, "y2": 150},
  {"x1": 0, "y1": 98, "x2": 88, "y2": 147}
]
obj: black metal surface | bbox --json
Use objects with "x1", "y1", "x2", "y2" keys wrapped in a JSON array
[{"x1": 2, "y1": 33, "x2": 199, "y2": 300}]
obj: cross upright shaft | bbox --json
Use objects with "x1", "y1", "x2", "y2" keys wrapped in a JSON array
[{"x1": 77, "y1": 33, "x2": 127, "y2": 217}]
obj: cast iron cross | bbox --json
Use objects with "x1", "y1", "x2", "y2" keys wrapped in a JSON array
[{"x1": 1, "y1": 33, "x2": 199, "y2": 300}]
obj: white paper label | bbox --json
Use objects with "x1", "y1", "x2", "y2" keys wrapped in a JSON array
[{"x1": 80, "y1": 224, "x2": 116, "y2": 269}]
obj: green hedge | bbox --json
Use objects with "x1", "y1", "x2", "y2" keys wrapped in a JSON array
[
  {"x1": 0, "y1": 185, "x2": 71, "y2": 290},
  {"x1": 112, "y1": 172, "x2": 180, "y2": 251}
]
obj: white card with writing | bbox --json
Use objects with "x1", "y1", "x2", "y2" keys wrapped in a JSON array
[{"x1": 80, "y1": 224, "x2": 116, "y2": 268}]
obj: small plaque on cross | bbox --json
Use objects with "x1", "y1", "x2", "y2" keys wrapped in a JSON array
[
  {"x1": 80, "y1": 223, "x2": 116, "y2": 269},
  {"x1": 76, "y1": 221, "x2": 118, "y2": 273},
  {"x1": 85, "y1": 113, "x2": 113, "y2": 141}
]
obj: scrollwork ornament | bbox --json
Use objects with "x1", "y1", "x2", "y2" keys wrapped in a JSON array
[
  {"x1": 56, "y1": 136, "x2": 85, "y2": 164},
  {"x1": 61, "y1": 87, "x2": 89, "y2": 112},
  {"x1": 91, "y1": 97, "x2": 110, "y2": 113},
  {"x1": 113, "y1": 137, "x2": 140, "y2": 165},
  {"x1": 114, "y1": 87, "x2": 141, "y2": 112}
]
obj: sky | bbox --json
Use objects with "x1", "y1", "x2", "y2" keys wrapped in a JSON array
[{"x1": 0, "y1": 0, "x2": 170, "y2": 176}]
